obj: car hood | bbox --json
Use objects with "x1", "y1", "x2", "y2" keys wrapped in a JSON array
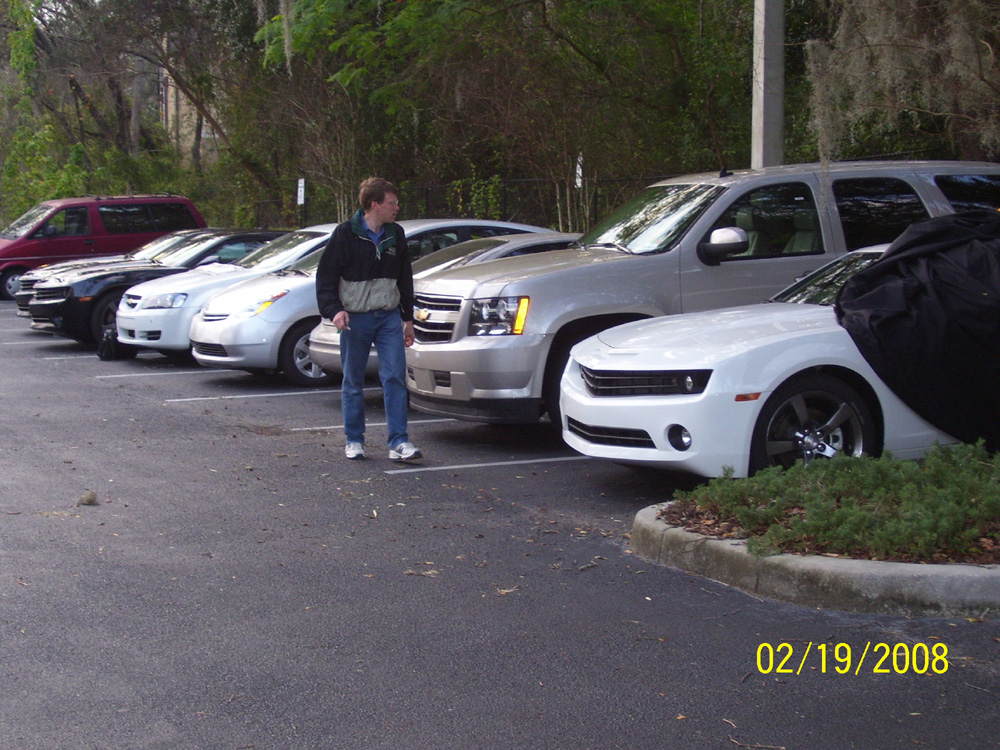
[
  {"x1": 200, "y1": 272, "x2": 316, "y2": 316},
  {"x1": 413, "y1": 245, "x2": 624, "y2": 298},
  {"x1": 580, "y1": 303, "x2": 840, "y2": 367},
  {"x1": 125, "y1": 264, "x2": 260, "y2": 300},
  {"x1": 22, "y1": 255, "x2": 131, "y2": 280},
  {"x1": 39, "y1": 259, "x2": 171, "y2": 284}
]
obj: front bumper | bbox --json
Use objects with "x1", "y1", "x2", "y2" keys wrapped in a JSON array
[
  {"x1": 189, "y1": 315, "x2": 281, "y2": 370},
  {"x1": 405, "y1": 334, "x2": 547, "y2": 423},
  {"x1": 116, "y1": 305, "x2": 199, "y2": 351},
  {"x1": 28, "y1": 296, "x2": 91, "y2": 340},
  {"x1": 307, "y1": 320, "x2": 379, "y2": 375},
  {"x1": 559, "y1": 358, "x2": 759, "y2": 478}
]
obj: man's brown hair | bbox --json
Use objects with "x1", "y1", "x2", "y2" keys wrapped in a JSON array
[{"x1": 358, "y1": 177, "x2": 398, "y2": 211}]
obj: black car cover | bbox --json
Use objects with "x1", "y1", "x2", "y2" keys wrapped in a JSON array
[{"x1": 835, "y1": 210, "x2": 1000, "y2": 450}]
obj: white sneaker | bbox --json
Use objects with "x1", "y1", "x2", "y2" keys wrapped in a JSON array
[
  {"x1": 345, "y1": 442, "x2": 366, "y2": 460},
  {"x1": 389, "y1": 442, "x2": 422, "y2": 461}
]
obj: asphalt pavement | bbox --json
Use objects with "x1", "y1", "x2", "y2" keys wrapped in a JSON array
[{"x1": 2, "y1": 299, "x2": 999, "y2": 749}]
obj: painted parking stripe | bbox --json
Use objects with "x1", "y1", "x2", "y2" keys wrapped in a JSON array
[
  {"x1": 96, "y1": 369, "x2": 216, "y2": 379},
  {"x1": 289, "y1": 417, "x2": 454, "y2": 432},
  {"x1": 164, "y1": 387, "x2": 381, "y2": 403},
  {"x1": 384, "y1": 455, "x2": 589, "y2": 475}
]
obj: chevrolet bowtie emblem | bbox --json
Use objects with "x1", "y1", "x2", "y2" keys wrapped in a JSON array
[{"x1": 414, "y1": 308, "x2": 430, "y2": 322}]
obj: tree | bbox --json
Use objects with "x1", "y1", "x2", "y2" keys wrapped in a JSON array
[{"x1": 806, "y1": 0, "x2": 1000, "y2": 161}]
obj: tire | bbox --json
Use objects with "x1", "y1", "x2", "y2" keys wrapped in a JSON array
[
  {"x1": 278, "y1": 320, "x2": 337, "y2": 387},
  {"x1": 88, "y1": 290, "x2": 125, "y2": 345},
  {"x1": 748, "y1": 373, "x2": 879, "y2": 474},
  {"x1": 1, "y1": 267, "x2": 24, "y2": 301},
  {"x1": 541, "y1": 337, "x2": 576, "y2": 427}
]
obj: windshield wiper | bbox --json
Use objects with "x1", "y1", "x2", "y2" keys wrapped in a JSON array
[{"x1": 586, "y1": 241, "x2": 633, "y2": 254}]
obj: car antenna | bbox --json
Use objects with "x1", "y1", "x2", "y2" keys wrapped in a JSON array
[{"x1": 719, "y1": 166, "x2": 733, "y2": 178}]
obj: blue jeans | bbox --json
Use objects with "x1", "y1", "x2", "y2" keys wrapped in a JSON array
[{"x1": 340, "y1": 308, "x2": 409, "y2": 447}]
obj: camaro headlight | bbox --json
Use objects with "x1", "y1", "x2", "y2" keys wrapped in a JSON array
[
  {"x1": 233, "y1": 289, "x2": 289, "y2": 319},
  {"x1": 468, "y1": 296, "x2": 529, "y2": 336},
  {"x1": 141, "y1": 292, "x2": 188, "y2": 309}
]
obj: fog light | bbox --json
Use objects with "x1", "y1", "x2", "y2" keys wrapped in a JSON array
[{"x1": 667, "y1": 425, "x2": 692, "y2": 451}]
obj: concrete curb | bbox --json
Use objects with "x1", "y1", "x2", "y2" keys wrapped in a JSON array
[{"x1": 631, "y1": 503, "x2": 1000, "y2": 618}]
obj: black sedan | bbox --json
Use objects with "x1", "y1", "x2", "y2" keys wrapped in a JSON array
[{"x1": 26, "y1": 229, "x2": 284, "y2": 344}]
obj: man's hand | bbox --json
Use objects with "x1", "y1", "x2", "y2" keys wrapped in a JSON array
[
  {"x1": 403, "y1": 320, "x2": 415, "y2": 347},
  {"x1": 333, "y1": 311, "x2": 351, "y2": 331}
]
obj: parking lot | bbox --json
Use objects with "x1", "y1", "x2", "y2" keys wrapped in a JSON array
[{"x1": 2, "y1": 298, "x2": 999, "y2": 749}]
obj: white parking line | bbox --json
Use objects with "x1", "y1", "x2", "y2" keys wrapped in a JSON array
[
  {"x1": 384, "y1": 455, "x2": 590, "y2": 475},
  {"x1": 96, "y1": 369, "x2": 216, "y2": 379},
  {"x1": 289, "y1": 417, "x2": 454, "y2": 432},
  {"x1": 164, "y1": 388, "x2": 350, "y2": 402}
]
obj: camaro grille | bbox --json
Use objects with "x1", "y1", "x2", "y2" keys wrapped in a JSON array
[
  {"x1": 32, "y1": 287, "x2": 70, "y2": 302},
  {"x1": 413, "y1": 293, "x2": 462, "y2": 343},
  {"x1": 566, "y1": 417, "x2": 655, "y2": 449},
  {"x1": 192, "y1": 340, "x2": 228, "y2": 357},
  {"x1": 580, "y1": 366, "x2": 711, "y2": 397}
]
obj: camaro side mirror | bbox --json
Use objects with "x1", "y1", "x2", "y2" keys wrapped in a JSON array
[{"x1": 697, "y1": 226, "x2": 749, "y2": 266}]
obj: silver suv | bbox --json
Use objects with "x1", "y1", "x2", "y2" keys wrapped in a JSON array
[{"x1": 405, "y1": 161, "x2": 1000, "y2": 424}]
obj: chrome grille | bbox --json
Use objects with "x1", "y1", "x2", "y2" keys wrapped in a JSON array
[
  {"x1": 19, "y1": 278, "x2": 38, "y2": 292},
  {"x1": 413, "y1": 293, "x2": 462, "y2": 343},
  {"x1": 580, "y1": 367, "x2": 711, "y2": 397},
  {"x1": 566, "y1": 418, "x2": 655, "y2": 449},
  {"x1": 192, "y1": 340, "x2": 228, "y2": 357},
  {"x1": 32, "y1": 287, "x2": 70, "y2": 302},
  {"x1": 200, "y1": 312, "x2": 230, "y2": 322}
]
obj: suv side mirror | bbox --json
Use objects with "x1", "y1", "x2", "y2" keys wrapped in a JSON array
[{"x1": 697, "y1": 227, "x2": 749, "y2": 266}]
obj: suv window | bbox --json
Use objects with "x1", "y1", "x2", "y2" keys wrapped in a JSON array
[
  {"x1": 709, "y1": 182, "x2": 823, "y2": 258},
  {"x1": 99, "y1": 204, "x2": 159, "y2": 233},
  {"x1": 935, "y1": 174, "x2": 1000, "y2": 212},
  {"x1": 833, "y1": 177, "x2": 930, "y2": 250},
  {"x1": 149, "y1": 202, "x2": 201, "y2": 231}
]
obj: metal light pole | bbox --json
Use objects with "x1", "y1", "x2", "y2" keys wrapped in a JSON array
[{"x1": 751, "y1": 0, "x2": 785, "y2": 169}]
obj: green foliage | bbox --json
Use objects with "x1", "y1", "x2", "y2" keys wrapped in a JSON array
[{"x1": 674, "y1": 443, "x2": 1000, "y2": 562}]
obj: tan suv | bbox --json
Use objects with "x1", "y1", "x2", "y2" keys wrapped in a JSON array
[{"x1": 405, "y1": 160, "x2": 1000, "y2": 425}]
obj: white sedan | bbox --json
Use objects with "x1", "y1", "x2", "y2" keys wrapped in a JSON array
[
  {"x1": 560, "y1": 248, "x2": 956, "y2": 478},
  {"x1": 189, "y1": 221, "x2": 556, "y2": 386}
]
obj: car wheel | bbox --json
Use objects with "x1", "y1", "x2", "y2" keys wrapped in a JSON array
[
  {"x1": 1, "y1": 267, "x2": 24, "y2": 300},
  {"x1": 748, "y1": 373, "x2": 879, "y2": 474},
  {"x1": 88, "y1": 290, "x2": 125, "y2": 345},
  {"x1": 278, "y1": 320, "x2": 337, "y2": 387}
]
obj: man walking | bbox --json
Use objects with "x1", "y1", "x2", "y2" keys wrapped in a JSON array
[{"x1": 316, "y1": 177, "x2": 421, "y2": 461}]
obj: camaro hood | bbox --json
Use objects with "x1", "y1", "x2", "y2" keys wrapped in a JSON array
[
  {"x1": 414, "y1": 245, "x2": 624, "y2": 298},
  {"x1": 586, "y1": 303, "x2": 839, "y2": 366}
]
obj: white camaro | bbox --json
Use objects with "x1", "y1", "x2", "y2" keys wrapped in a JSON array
[{"x1": 560, "y1": 248, "x2": 957, "y2": 478}]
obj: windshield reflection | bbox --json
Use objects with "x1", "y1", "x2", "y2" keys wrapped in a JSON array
[
  {"x1": 579, "y1": 184, "x2": 723, "y2": 255},
  {"x1": 772, "y1": 251, "x2": 882, "y2": 305}
]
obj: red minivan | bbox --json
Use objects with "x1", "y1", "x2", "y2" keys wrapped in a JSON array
[{"x1": 0, "y1": 194, "x2": 206, "y2": 299}]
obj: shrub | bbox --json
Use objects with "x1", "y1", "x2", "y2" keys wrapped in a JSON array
[{"x1": 666, "y1": 443, "x2": 1000, "y2": 562}]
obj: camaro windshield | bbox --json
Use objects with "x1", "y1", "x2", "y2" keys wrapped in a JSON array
[
  {"x1": 578, "y1": 184, "x2": 724, "y2": 255},
  {"x1": 771, "y1": 251, "x2": 882, "y2": 305}
]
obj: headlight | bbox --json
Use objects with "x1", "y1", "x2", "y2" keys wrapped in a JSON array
[
  {"x1": 233, "y1": 289, "x2": 289, "y2": 318},
  {"x1": 468, "y1": 296, "x2": 529, "y2": 336},
  {"x1": 141, "y1": 292, "x2": 188, "y2": 309}
]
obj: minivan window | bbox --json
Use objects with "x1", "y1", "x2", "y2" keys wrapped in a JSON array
[
  {"x1": 3, "y1": 203, "x2": 57, "y2": 239},
  {"x1": 579, "y1": 183, "x2": 724, "y2": 255},
  {"x1": 149, "y1": 202, "x2": 201, "y2": 231},
  {"x1": 43, "y1": 206, "x2": 91, "y2": 237},
  {"x1": 99, "y1": 204, "x2": 159, "y2": 233},
  {"x1": 935, "y1": 174, "x2": 1000, "y2": 212},
  {"x1": 708, "y1": 182, "x2": 823, "y2": 258},
  {"x1": 832, "y1": 177, "x2": 930, "y2": 250}
]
